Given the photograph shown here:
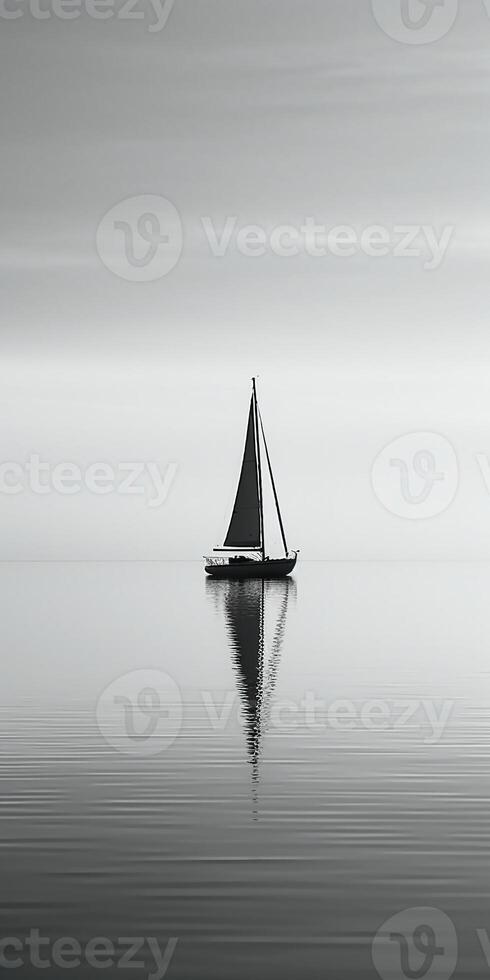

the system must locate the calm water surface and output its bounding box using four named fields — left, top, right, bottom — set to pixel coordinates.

left=1, top=561, right=490, bottom=978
